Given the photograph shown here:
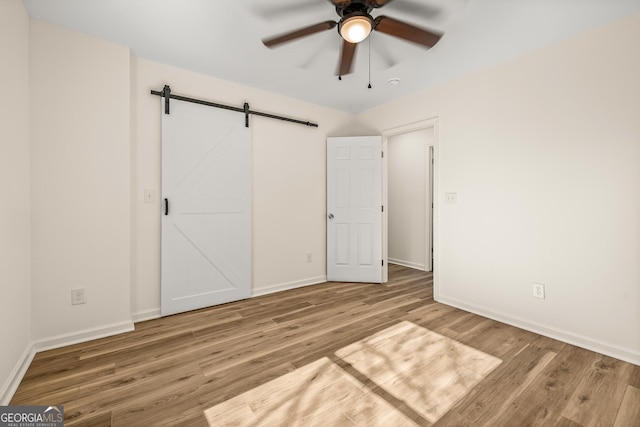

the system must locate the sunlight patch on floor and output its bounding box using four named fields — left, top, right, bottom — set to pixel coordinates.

left=204, top=321, right=501, bottom=426
left=204, top=356, right=418, bottom=426
left=336, top=320, right=502, bottom=423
